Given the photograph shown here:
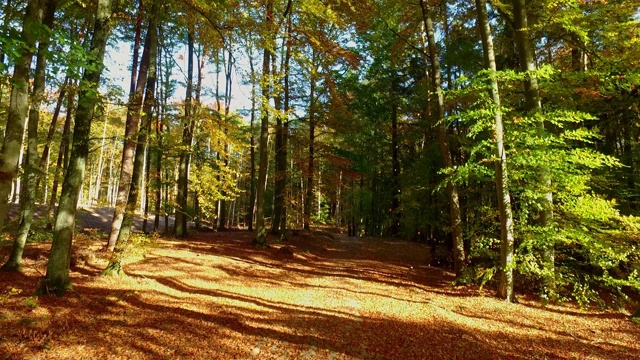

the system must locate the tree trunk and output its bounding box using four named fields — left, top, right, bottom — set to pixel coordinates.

left=174, top=29, right=194, bottom=238
left=512, top=0, right=555, bottom=297
left=304, top=56, right=316, bottom=231
left=0, top=0, right=44, bottom=232
left=420, top=0, right=466, bottom=277
left=42, top=0, right=116, bottom=296
left=106, top=0, right=148, bottom=251
left=47, top=83, right=75, bottom=228
left=255, top=0, right=274, bottom=247
left=36, top=76, right=68, bottom=202
left=218, top=49, right=233, bottom=231
left=280, top=14, right=292, bottom=233
left=104, top=2, right=158, bottom=276
left=390, top=100, right=400, bottom=236
left=248, top=48, right=257, bottom=232
left=476, top=0, right=516, bottom=302
left=92, top=103, right=109, bottom=204
left=271, top=51, right=284, bottom=234
left=2, top=0, right=54, bottom=271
